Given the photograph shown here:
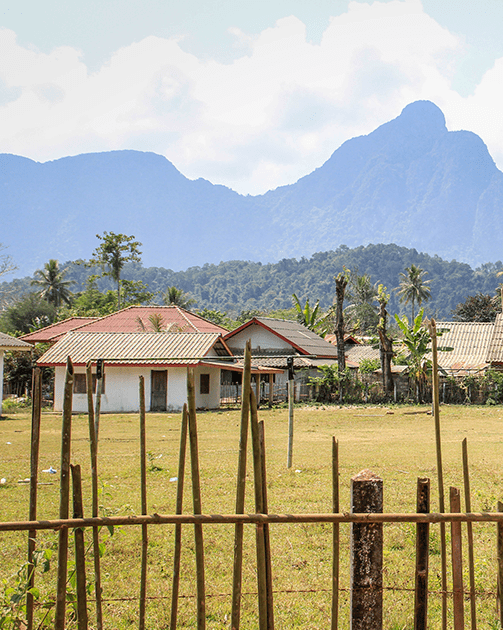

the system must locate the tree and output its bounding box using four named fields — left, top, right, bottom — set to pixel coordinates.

left=0, top=294, right=57, bottom=335
left=0, top=243, right=16, bottom=278
left=397, top=264, right=431, bottom=321
left=31, top=259, right=74, bottom=307
left=452, top=292, right=499, bottom=322
left=376, top=285, right=394, bottom=394
left=344, top=271, right=379, bottom=333
left=89, top=232, right=142, bottom=310
left=334, top=271, right=349, bottom=374
left=163, top=286, right=196, bottom=309
left=291, top=294, right=326, bottom=334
